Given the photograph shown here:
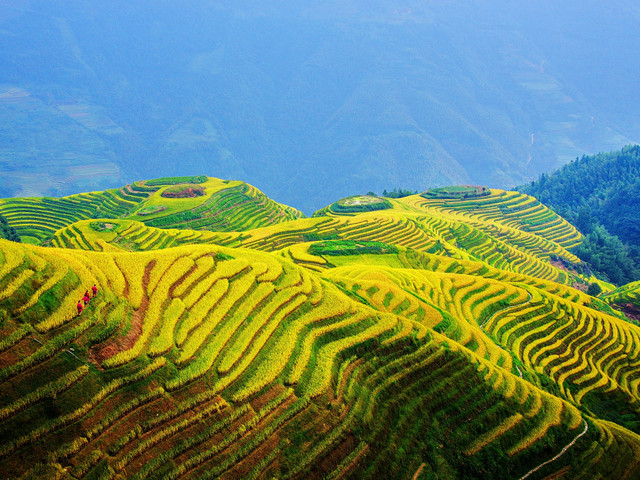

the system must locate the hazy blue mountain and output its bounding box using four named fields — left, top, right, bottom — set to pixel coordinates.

left=1, top=0, right=639, bottom=212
